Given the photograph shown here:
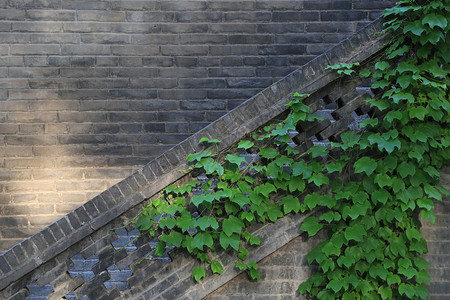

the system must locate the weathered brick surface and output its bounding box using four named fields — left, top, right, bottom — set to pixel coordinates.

left=0, top=0, right=398, bottom=252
